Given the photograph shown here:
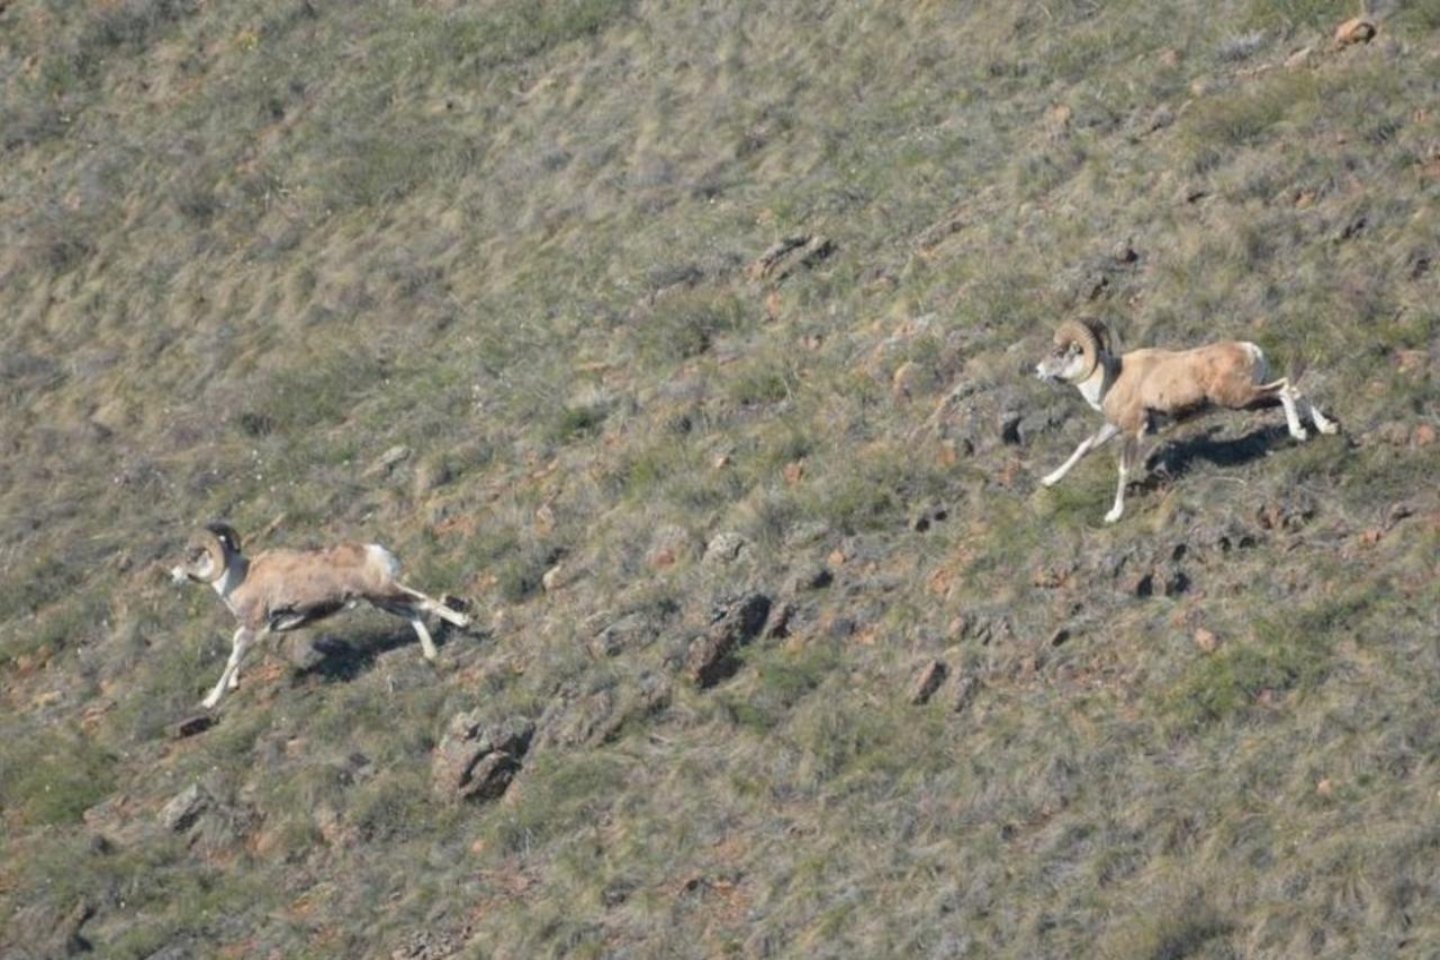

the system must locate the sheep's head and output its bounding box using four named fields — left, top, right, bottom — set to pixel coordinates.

left=1036, top=319, right=1110, bottom=384
left=171, top=523, right=241, bottom=584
